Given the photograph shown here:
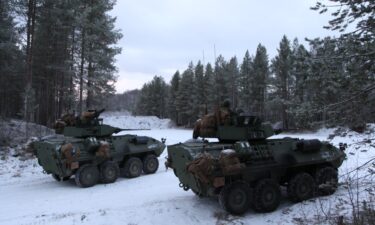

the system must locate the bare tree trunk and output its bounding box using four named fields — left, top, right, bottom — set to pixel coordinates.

left=86, top=54, right=92, bottom=109
left=79, top=29, right=85, bottom=114
left=25, top=0, right=36, bottom=122
left=282, top=75, right=289, bottom=129
left=69, top=27, right=76, bottom=111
